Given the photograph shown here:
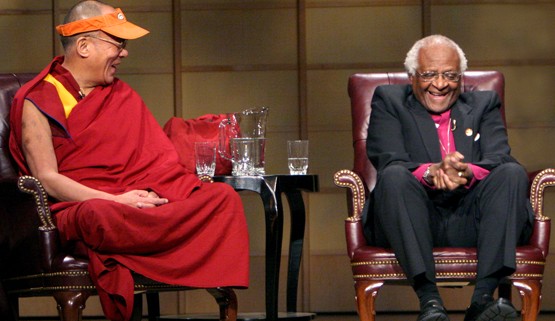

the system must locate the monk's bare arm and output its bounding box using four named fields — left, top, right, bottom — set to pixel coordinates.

left=20, top=100, right=167, bottom=207
left=21, top=99, right=116, bottom=202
